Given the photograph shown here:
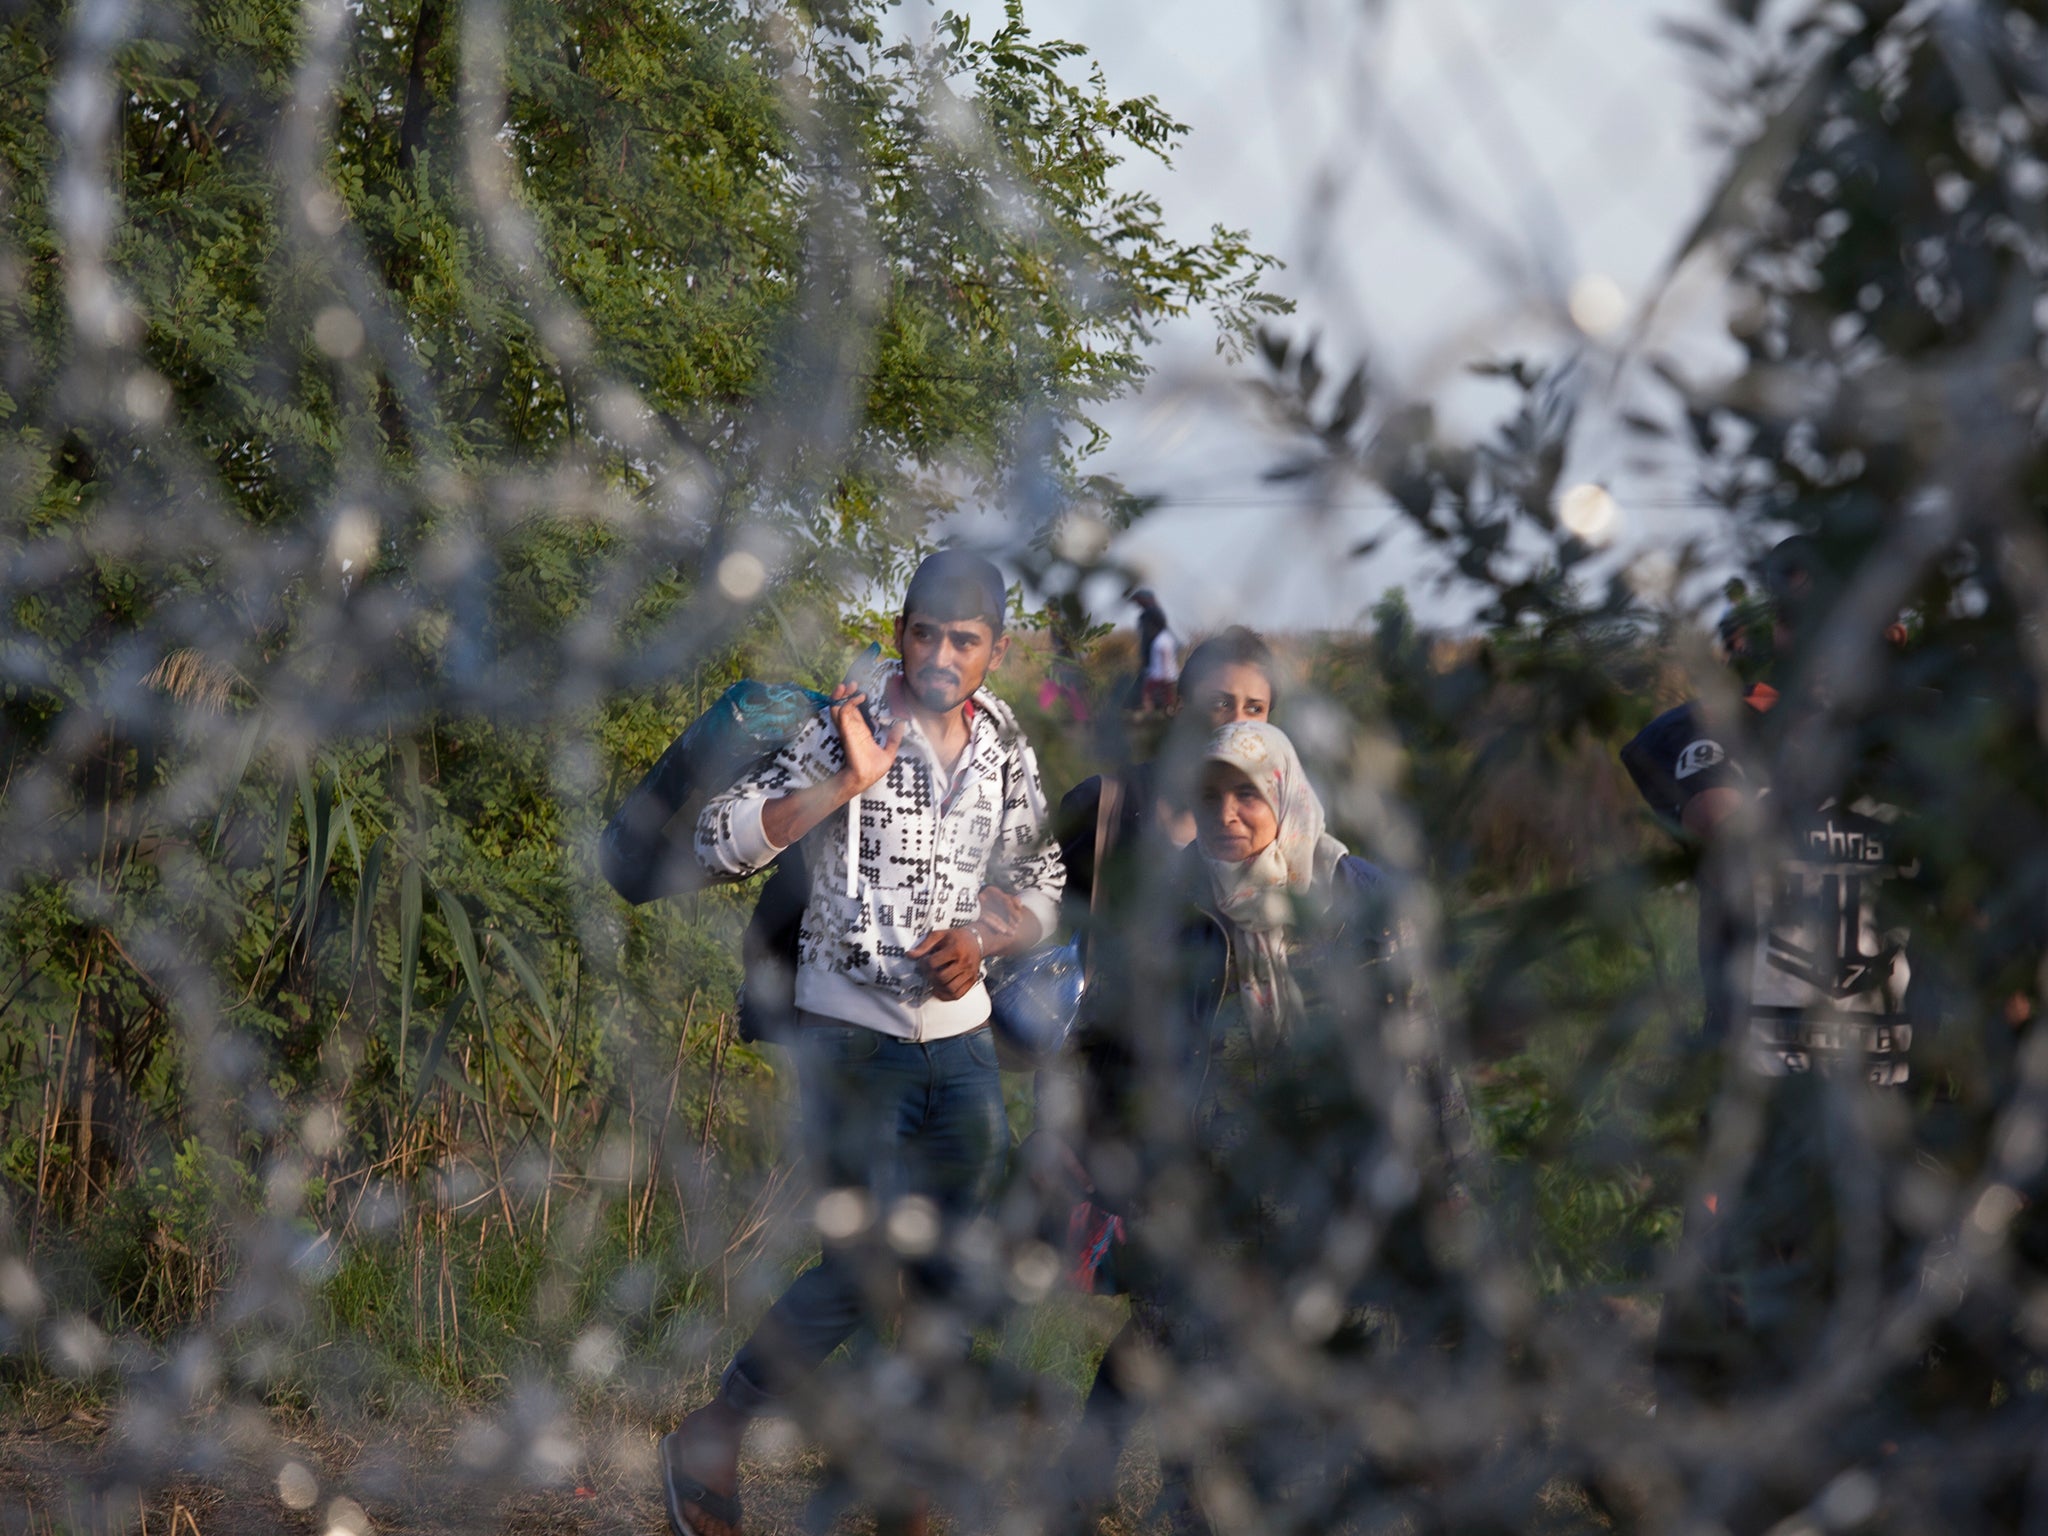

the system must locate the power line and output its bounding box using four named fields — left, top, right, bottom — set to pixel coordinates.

left=1115, top=493, right=1738, bottom=510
